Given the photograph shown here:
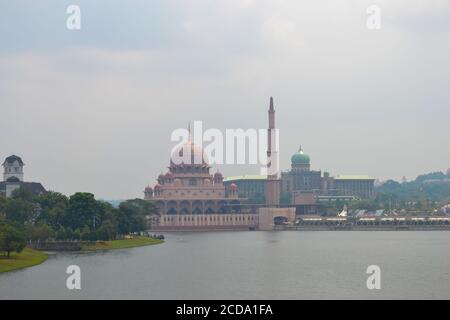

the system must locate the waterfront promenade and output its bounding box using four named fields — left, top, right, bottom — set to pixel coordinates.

left=279, top=216, right=450, bottom=231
